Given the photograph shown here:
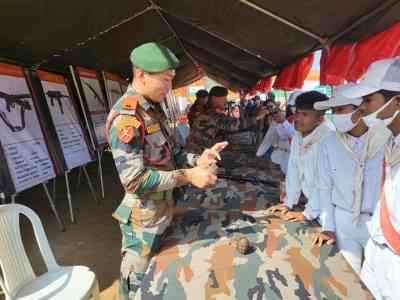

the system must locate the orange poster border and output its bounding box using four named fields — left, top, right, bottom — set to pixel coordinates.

left=76, top=67, right=98, bottom=79
left=0, top=63, right=25, bottom=78
left=37, top=70, right=66, bottom=85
